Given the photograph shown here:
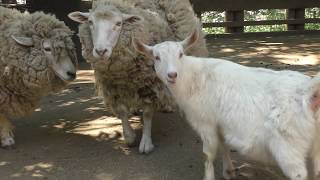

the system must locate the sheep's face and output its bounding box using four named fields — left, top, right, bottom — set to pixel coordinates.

left=133, top=29, right=199, bottom=85
left=68, top=9, right=143, bottom=61
left=11, top=35, right=77, bottom=83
